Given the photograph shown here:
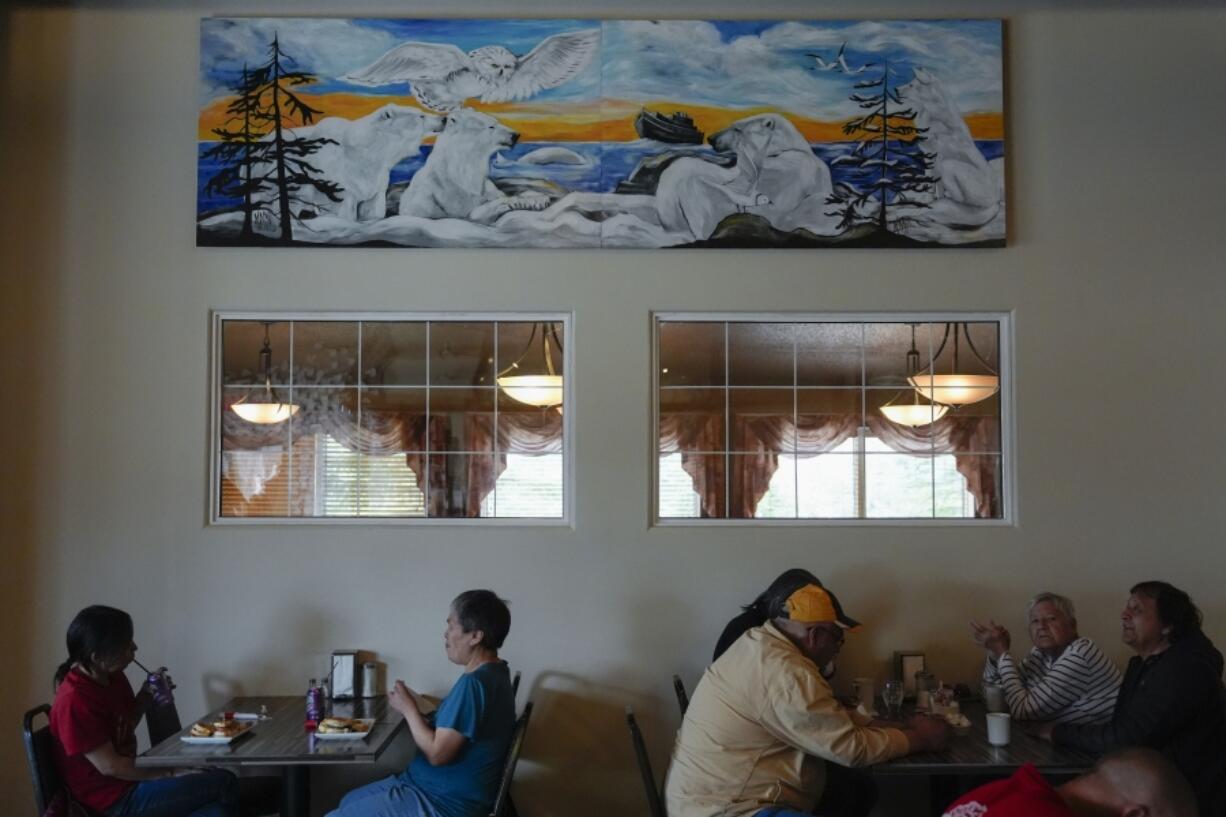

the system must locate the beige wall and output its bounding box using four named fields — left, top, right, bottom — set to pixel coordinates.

left=3, top=3, right=1224, bottom=816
